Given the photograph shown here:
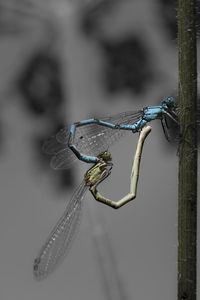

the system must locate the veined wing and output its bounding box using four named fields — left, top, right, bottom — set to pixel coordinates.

left=42, top=129, right=70, bottom=155
left=33, top=180, right=88, bottom=280
left=44, top=110, right=141, bottom=169
left=73, top=110, right=141, bottom=157
left=42, top=128, right=78, bottom=169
